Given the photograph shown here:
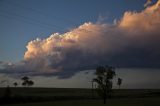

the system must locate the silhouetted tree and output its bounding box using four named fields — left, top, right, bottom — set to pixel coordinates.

left=21, top=76, right=28, bottom=87
left=91, top=80, right=94, bottom=99
left=22, top=82, right=27, bottom=87
left=13, top=82, right=18, bottom=87
left=93, top=66, right=116, bottom=104
left=27, top=80, right=34, bottom=87
left=117, top=78, right=122, bottom=89
left=21, top=76, right=29, bottom=82
left=21, top=76, right=34, bottom=87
